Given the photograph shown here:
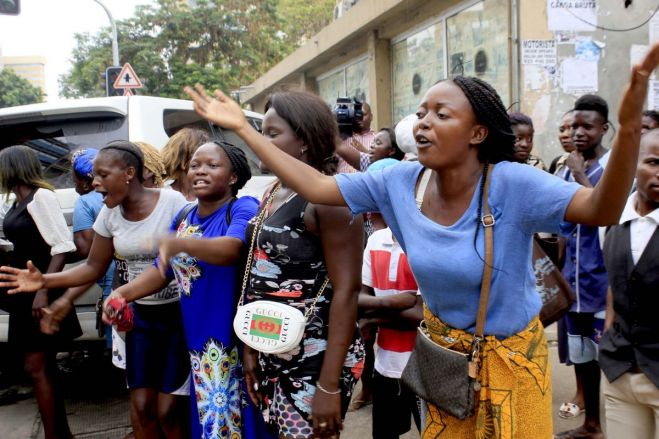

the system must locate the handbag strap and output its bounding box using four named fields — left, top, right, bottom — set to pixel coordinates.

left=415, top=164, right=495, bottom=367
left=474, top=164, right=494, bottom=340
left=238, top=183, right=281, bottom=307
left=238, top=182, right=329, bottom=317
